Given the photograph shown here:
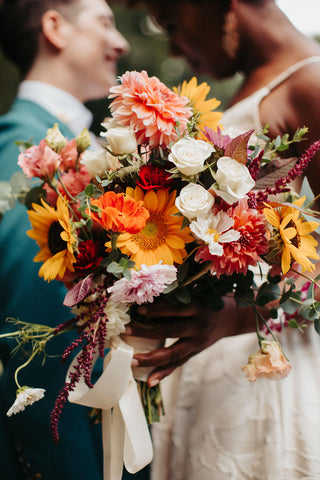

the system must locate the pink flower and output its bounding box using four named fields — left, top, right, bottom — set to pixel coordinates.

left=59, top=139, right=79, bottom=171
left=108, top=70, right=192, bottom=148
left=42, top=183, right=59, bottom=206
left=196, top=199, right=269, bottom=277
left=107, top=263, right=177, bottom=305
left=242, top=340, right=292, bottom=381
left=58, top=166, right=91, bottom=199
left=18, top=140, right=61, bottom=179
